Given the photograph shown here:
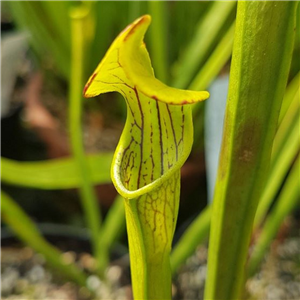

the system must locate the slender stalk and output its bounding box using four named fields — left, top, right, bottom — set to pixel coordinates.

left=204, top=2, right=297, bottom=299
left=96, top=195, right=126, bottom=272
left=148, top=0, right=168, bottom=82
left=69, top=7, right=101, bottom=259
